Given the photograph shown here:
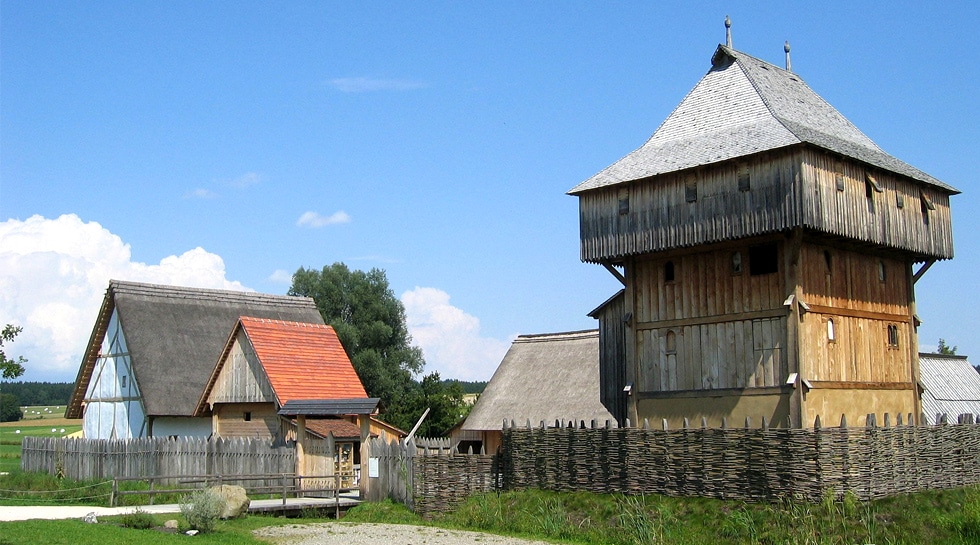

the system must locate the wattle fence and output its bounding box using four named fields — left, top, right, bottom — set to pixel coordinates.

left=367, top=414, right=980, bottom=517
